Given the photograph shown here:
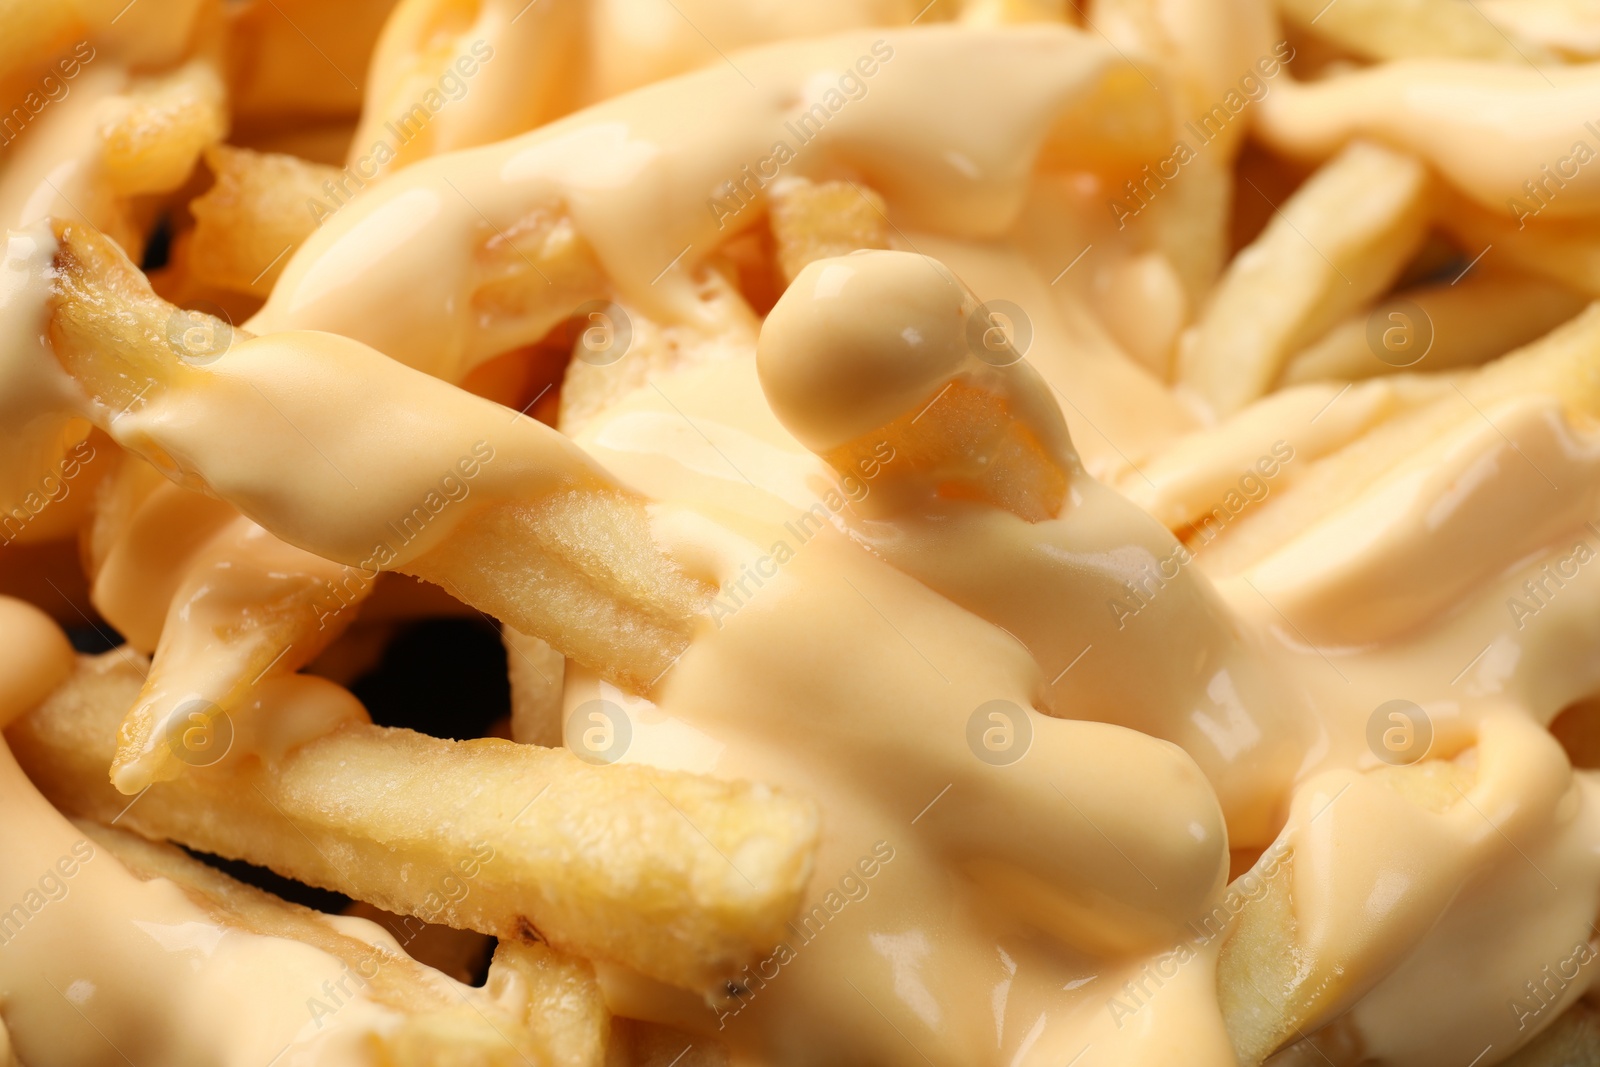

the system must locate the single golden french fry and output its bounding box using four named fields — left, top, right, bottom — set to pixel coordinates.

left=1145, top=148, right=1233, bottom=313
left=1273, top=0, right=1559, bottom=64
left=767, top=177, right=891, bottom=285
left=1218, top=761, right=1476, bottom=1064
left=504, top=625, right=565, bottom=747
left=110, top=513, right=372, bottom=794
left=1279, top=270, right=1587, bottom=386
left=350, top=0, right=583, bottom=173
left=1178, top=140, right=1431, bottom=416
left=48, top=218, right=217, bottom=416
left=78, top=817, right=553, bottom=1063
left=488, top=940, right=610, bottom=1067
left=1215, top=843, right=1299, bottom=1065
left=10, top=654, right=819, bottom=993
left=99, top=57, right=229, bottom=198
left=189, top=144, right=342, bottom=296
left=409, top=492, right=710, bottom=695
left=1121, top=374, right=1455, bottom=532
